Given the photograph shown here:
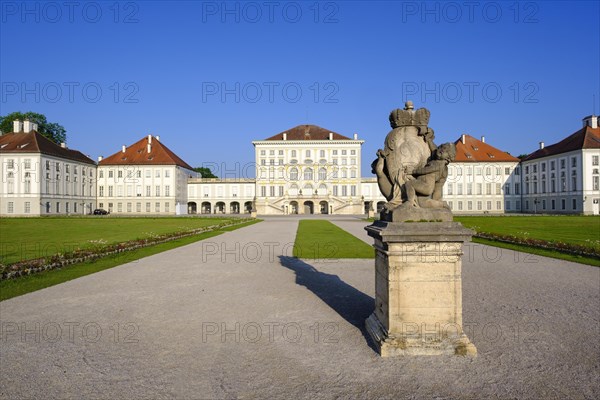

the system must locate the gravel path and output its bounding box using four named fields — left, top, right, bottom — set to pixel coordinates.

left=1, top=217, right=598, bottom=399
